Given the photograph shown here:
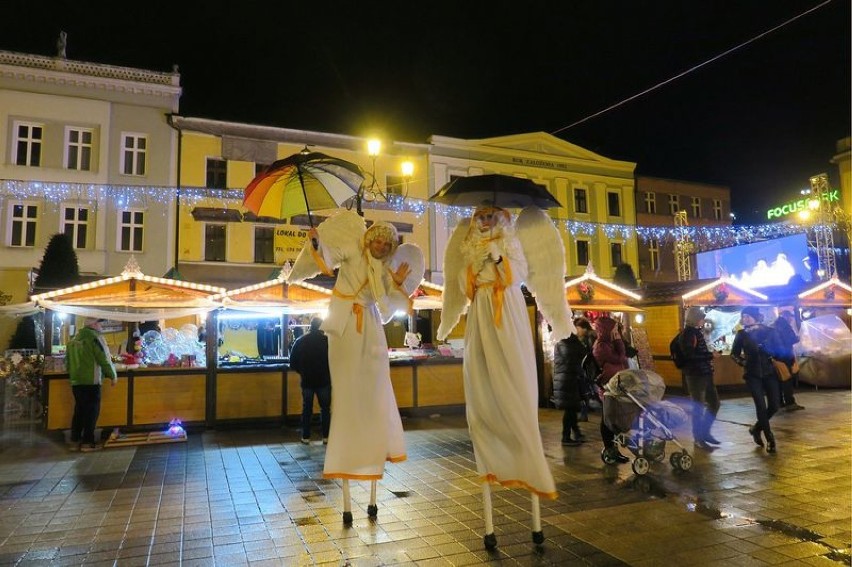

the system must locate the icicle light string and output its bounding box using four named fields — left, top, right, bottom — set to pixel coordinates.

left=1, top=180, right=825, bottom=253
